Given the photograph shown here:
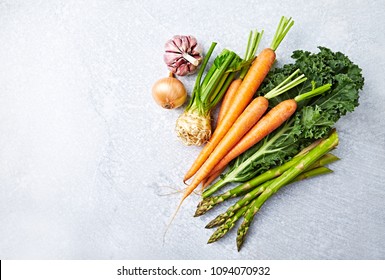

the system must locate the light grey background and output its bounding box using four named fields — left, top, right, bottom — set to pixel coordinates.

left=0, top=0, right=384, bottom=259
